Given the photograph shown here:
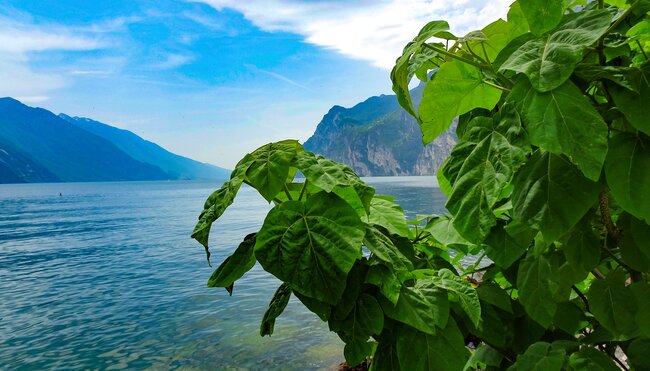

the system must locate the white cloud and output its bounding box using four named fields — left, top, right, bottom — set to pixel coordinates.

left=195, top=0, right=513, bottom=69
left=150, top=53, right=195, bottom=70
left=0, top=16, right=106, bottom=101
